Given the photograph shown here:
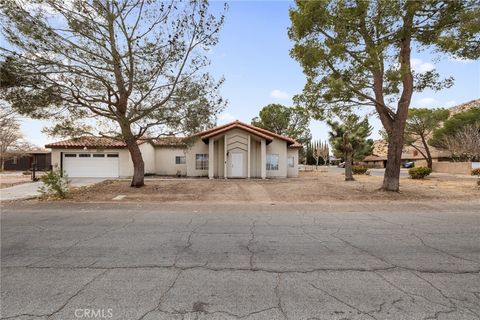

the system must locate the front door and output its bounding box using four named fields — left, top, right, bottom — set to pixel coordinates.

left=231, top=153, right=244, bottom=177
